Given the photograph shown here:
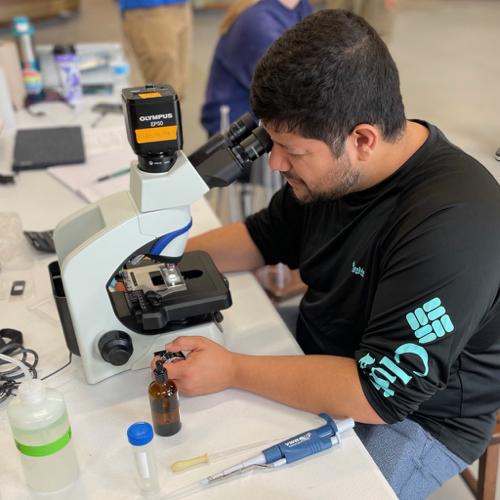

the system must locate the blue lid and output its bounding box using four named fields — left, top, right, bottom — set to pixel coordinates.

left=12, top=17, right=34, bottom=36
left=127, top=422, right=154, bottom=446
